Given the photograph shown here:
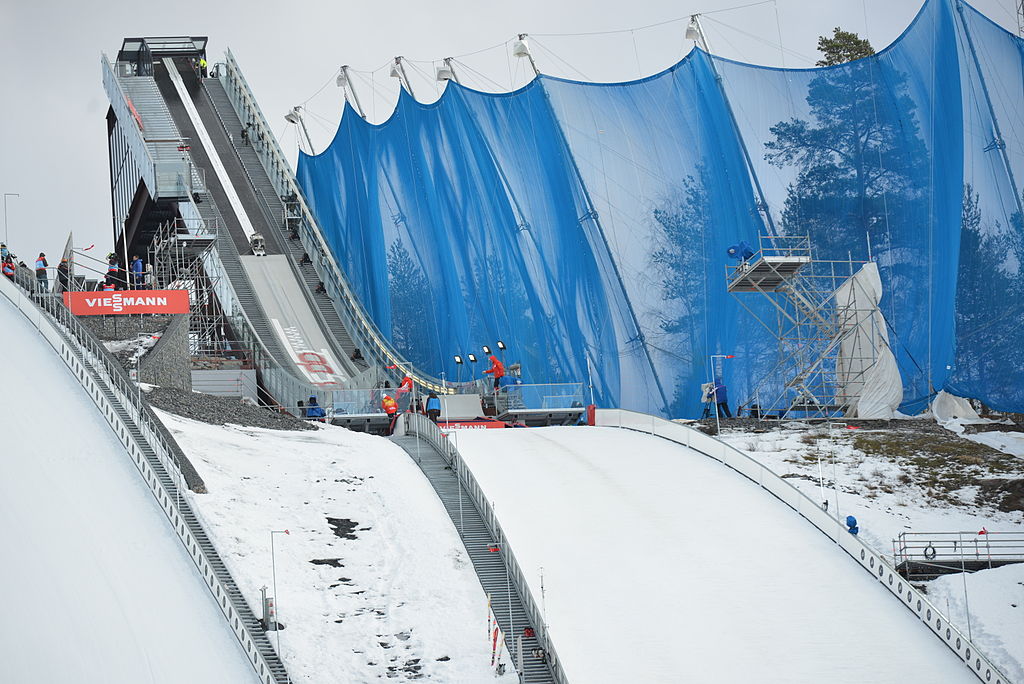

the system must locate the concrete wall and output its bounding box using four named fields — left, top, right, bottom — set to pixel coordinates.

left=139, top=313, right=191, bottom=391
